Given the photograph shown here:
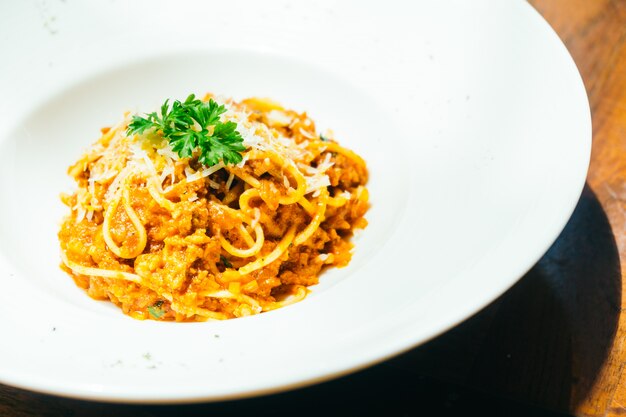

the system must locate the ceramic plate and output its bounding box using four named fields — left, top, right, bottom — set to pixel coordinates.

left=0, top=0, right=590, bottom=402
